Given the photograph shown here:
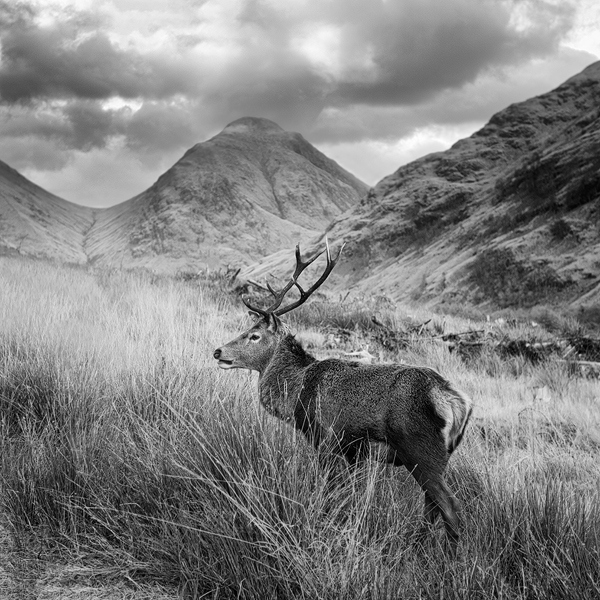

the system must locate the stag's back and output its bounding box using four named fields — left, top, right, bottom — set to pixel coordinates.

left=298, top=359, right=472, bottom=455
